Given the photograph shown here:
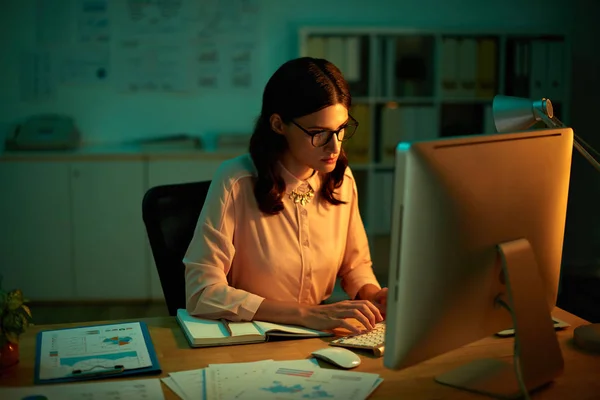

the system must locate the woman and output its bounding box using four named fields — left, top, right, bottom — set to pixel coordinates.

left=184, top=57, right=387, bottom=334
